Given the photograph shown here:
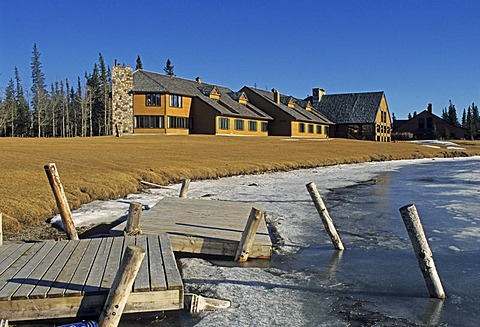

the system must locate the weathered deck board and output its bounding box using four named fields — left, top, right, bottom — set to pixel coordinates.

left=112, top=197, right=272, bottom=258
left=0, top=235, right=183, bottom=322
